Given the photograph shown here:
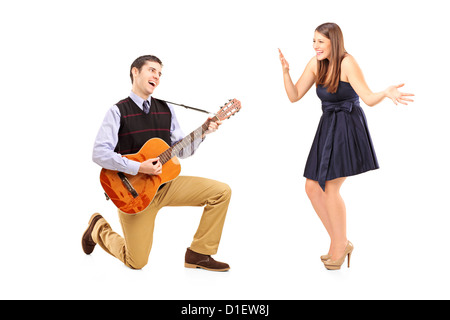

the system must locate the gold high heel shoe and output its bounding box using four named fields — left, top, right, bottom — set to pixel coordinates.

left=323, top=241, right=354, bottom=270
